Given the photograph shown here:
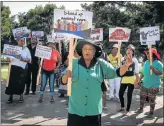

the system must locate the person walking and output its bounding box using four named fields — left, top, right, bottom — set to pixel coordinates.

left=117, top=44, right=140, bottom=116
